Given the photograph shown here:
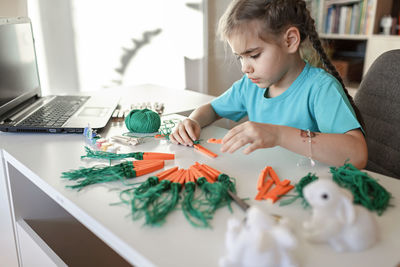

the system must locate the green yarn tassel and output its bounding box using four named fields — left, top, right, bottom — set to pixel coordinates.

left=181, top=182, right=212, bottom=228
left=145, top=182, right=182, bottom=226
left=217, top=173, right=237, bottom=212
left=128, top=179, right=182, bottom=226
left=81, top=146, right=144, bottom=160
left=125, top=109, right=161, bottom=133
left=279, top=173, right=319, bottom=207
left=61, top=161, right=136, bottom=190
left=197, top=175, right=236, bottom=213
left=330, top=163, right=392, bottom=215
